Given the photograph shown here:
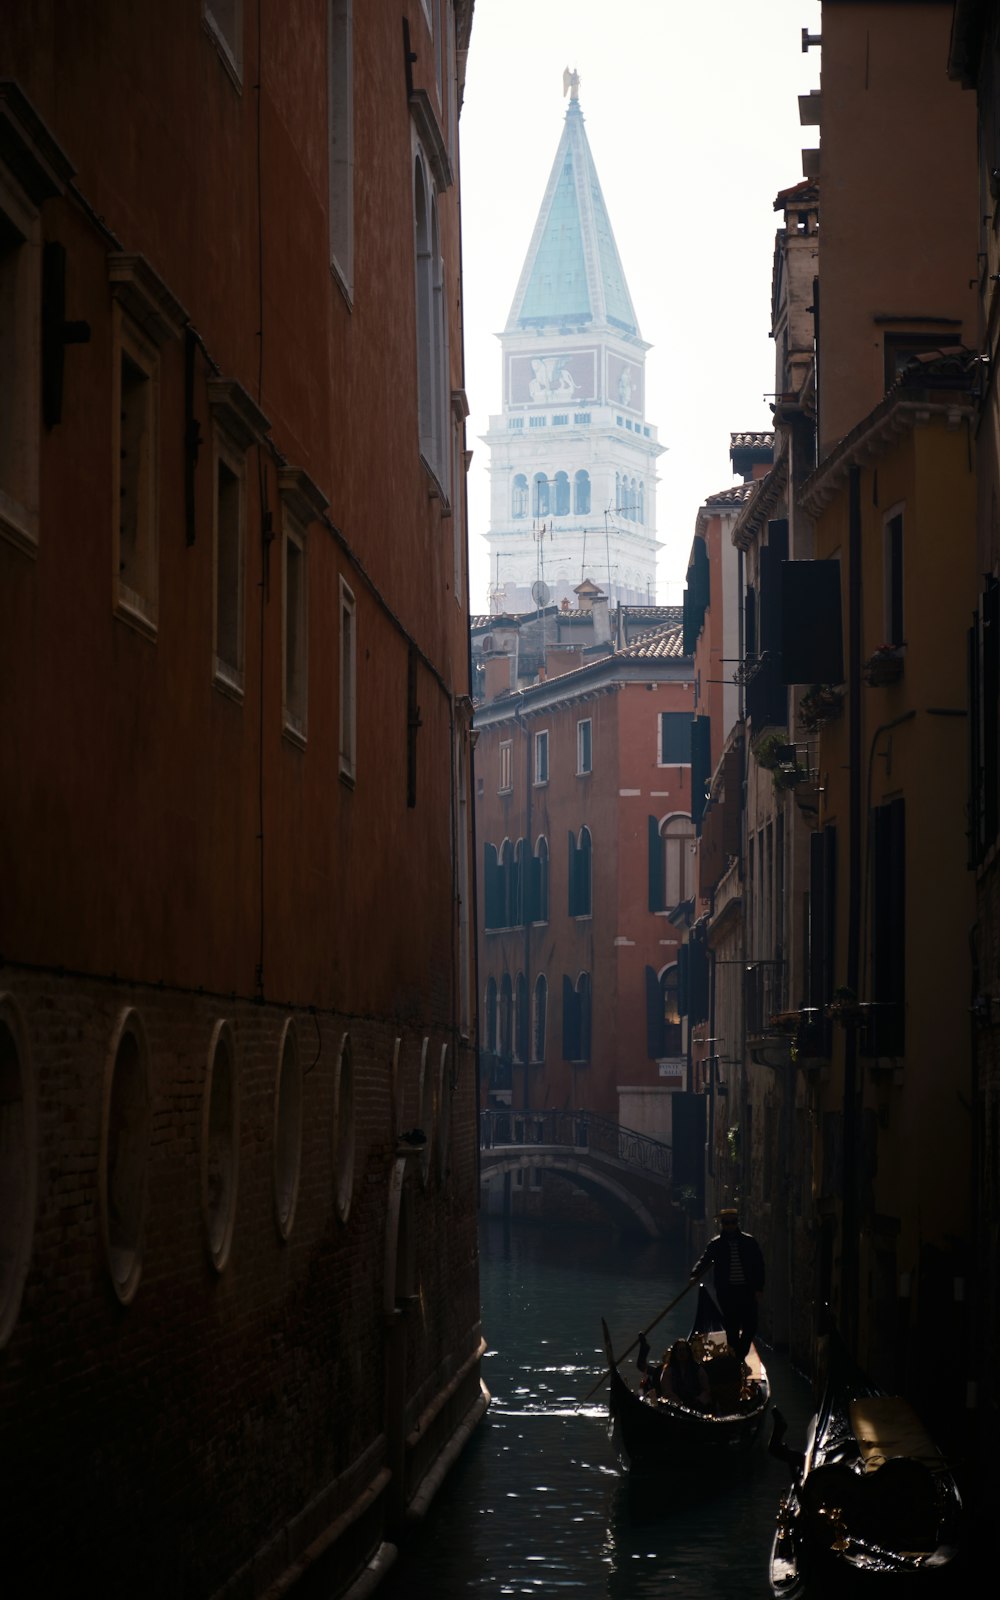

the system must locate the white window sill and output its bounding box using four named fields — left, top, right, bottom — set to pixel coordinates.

left=114, top=590, right=158, bottom=641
